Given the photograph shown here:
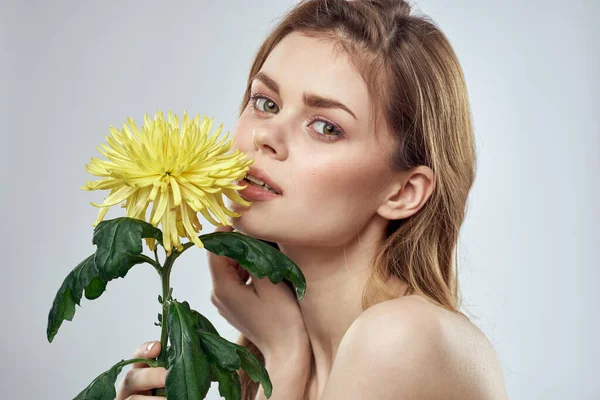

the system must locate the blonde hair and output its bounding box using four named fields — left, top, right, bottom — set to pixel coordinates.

left=234, top=0, right=477, bottom=397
